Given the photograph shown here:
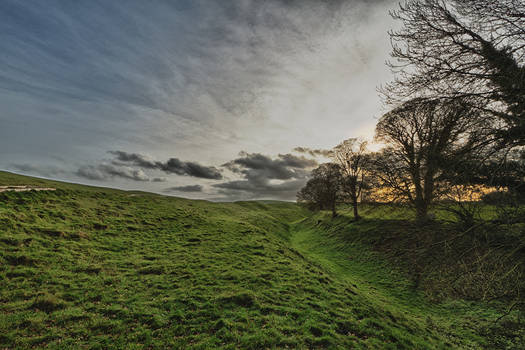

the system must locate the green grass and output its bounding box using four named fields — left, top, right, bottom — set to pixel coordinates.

left=0, top=171, right=522, bottom=348
left=290, top=212, right=524, bottom=349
